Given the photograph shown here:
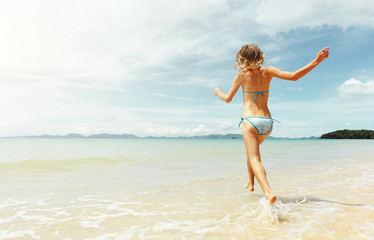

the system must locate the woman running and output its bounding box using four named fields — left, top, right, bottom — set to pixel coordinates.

left=214, top=44, right=329, bottom=204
